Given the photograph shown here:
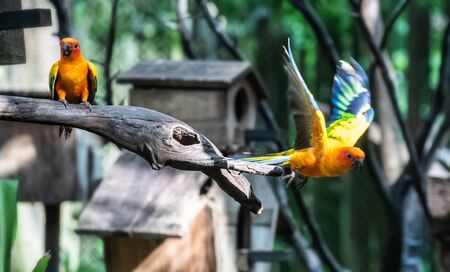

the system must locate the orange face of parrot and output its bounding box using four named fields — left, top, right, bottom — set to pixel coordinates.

left=60, top=37, right=82, bottom=58
left=335, top=147, right=365, bottom=172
